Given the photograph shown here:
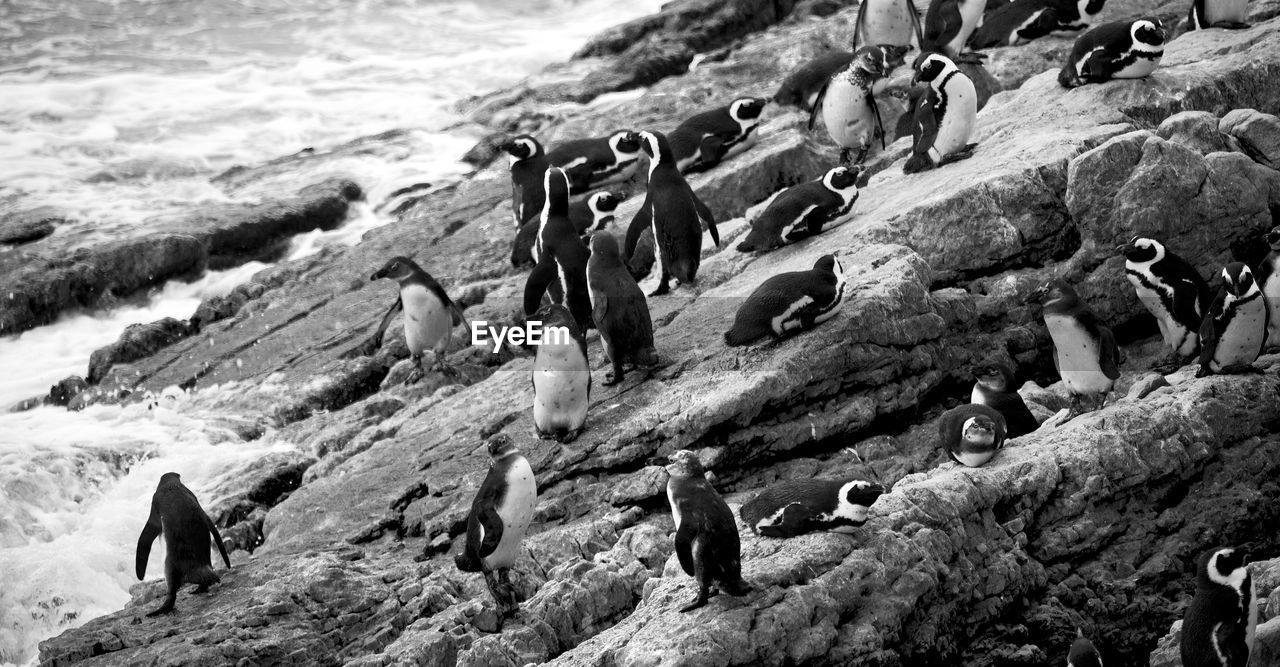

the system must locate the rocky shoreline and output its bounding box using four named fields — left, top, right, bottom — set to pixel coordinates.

left=17, top=0, right=1280, bottom=663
